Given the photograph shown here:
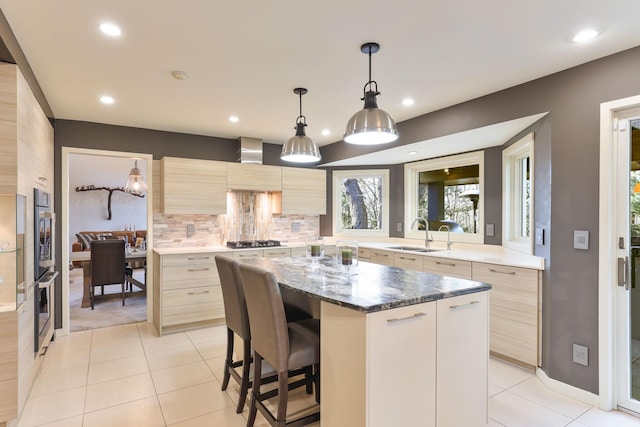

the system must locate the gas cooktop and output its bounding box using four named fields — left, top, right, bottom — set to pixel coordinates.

left=226, top=240, right=281, bottom=249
